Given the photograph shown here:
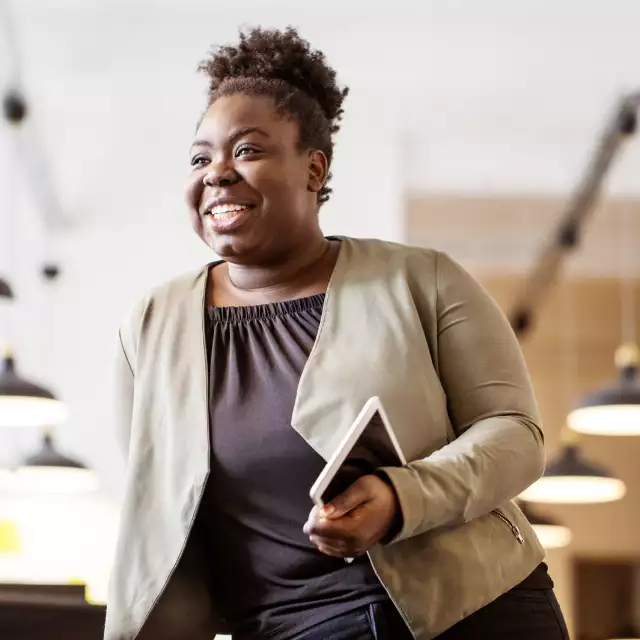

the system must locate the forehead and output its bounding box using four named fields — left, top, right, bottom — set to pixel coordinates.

left=195, top=93, right=298, bottom=143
